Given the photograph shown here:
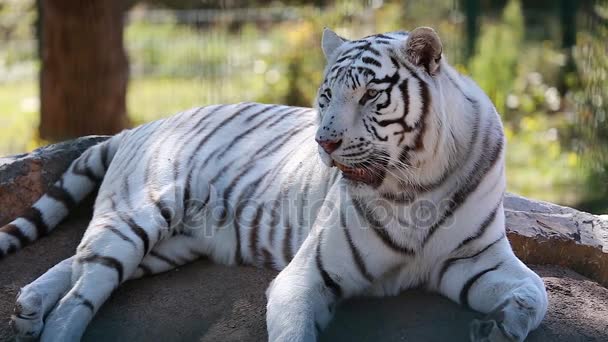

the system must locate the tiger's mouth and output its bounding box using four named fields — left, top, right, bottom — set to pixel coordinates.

left=332, top=161, right=384, bottom=186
